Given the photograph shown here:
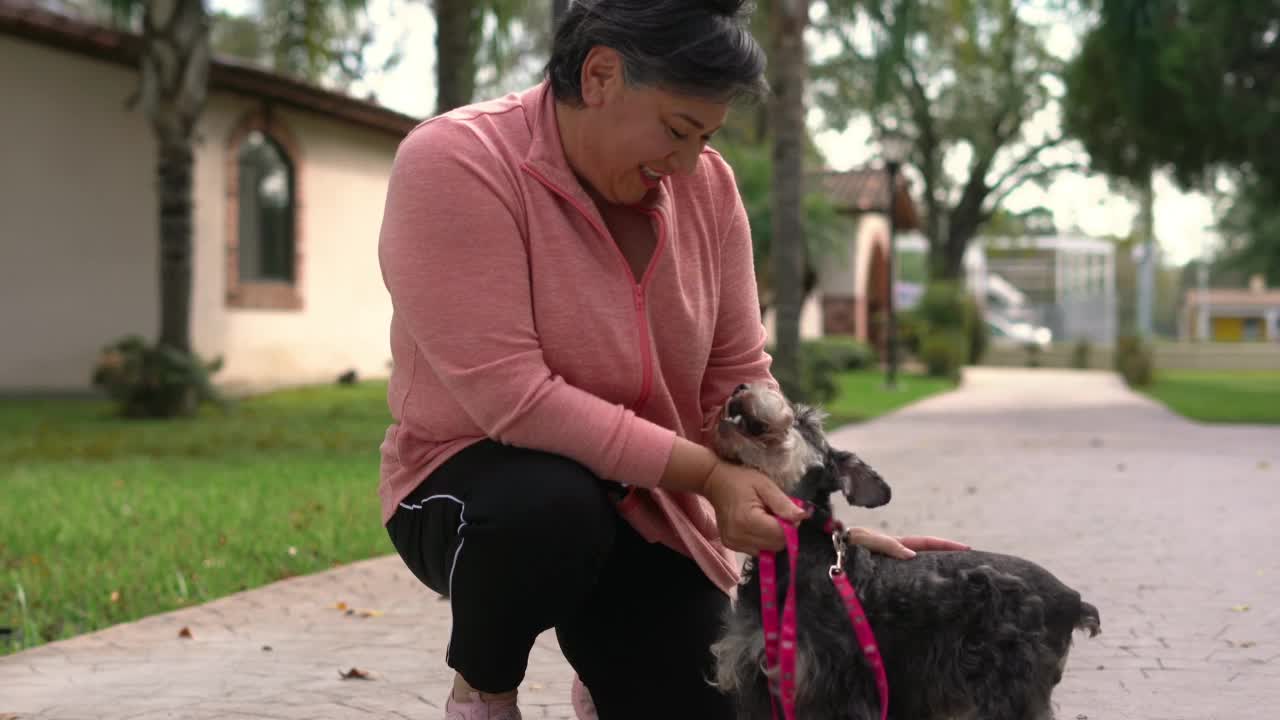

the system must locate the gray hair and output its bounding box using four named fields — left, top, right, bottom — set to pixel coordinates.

left=546, top=0, right=769, bottom=106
